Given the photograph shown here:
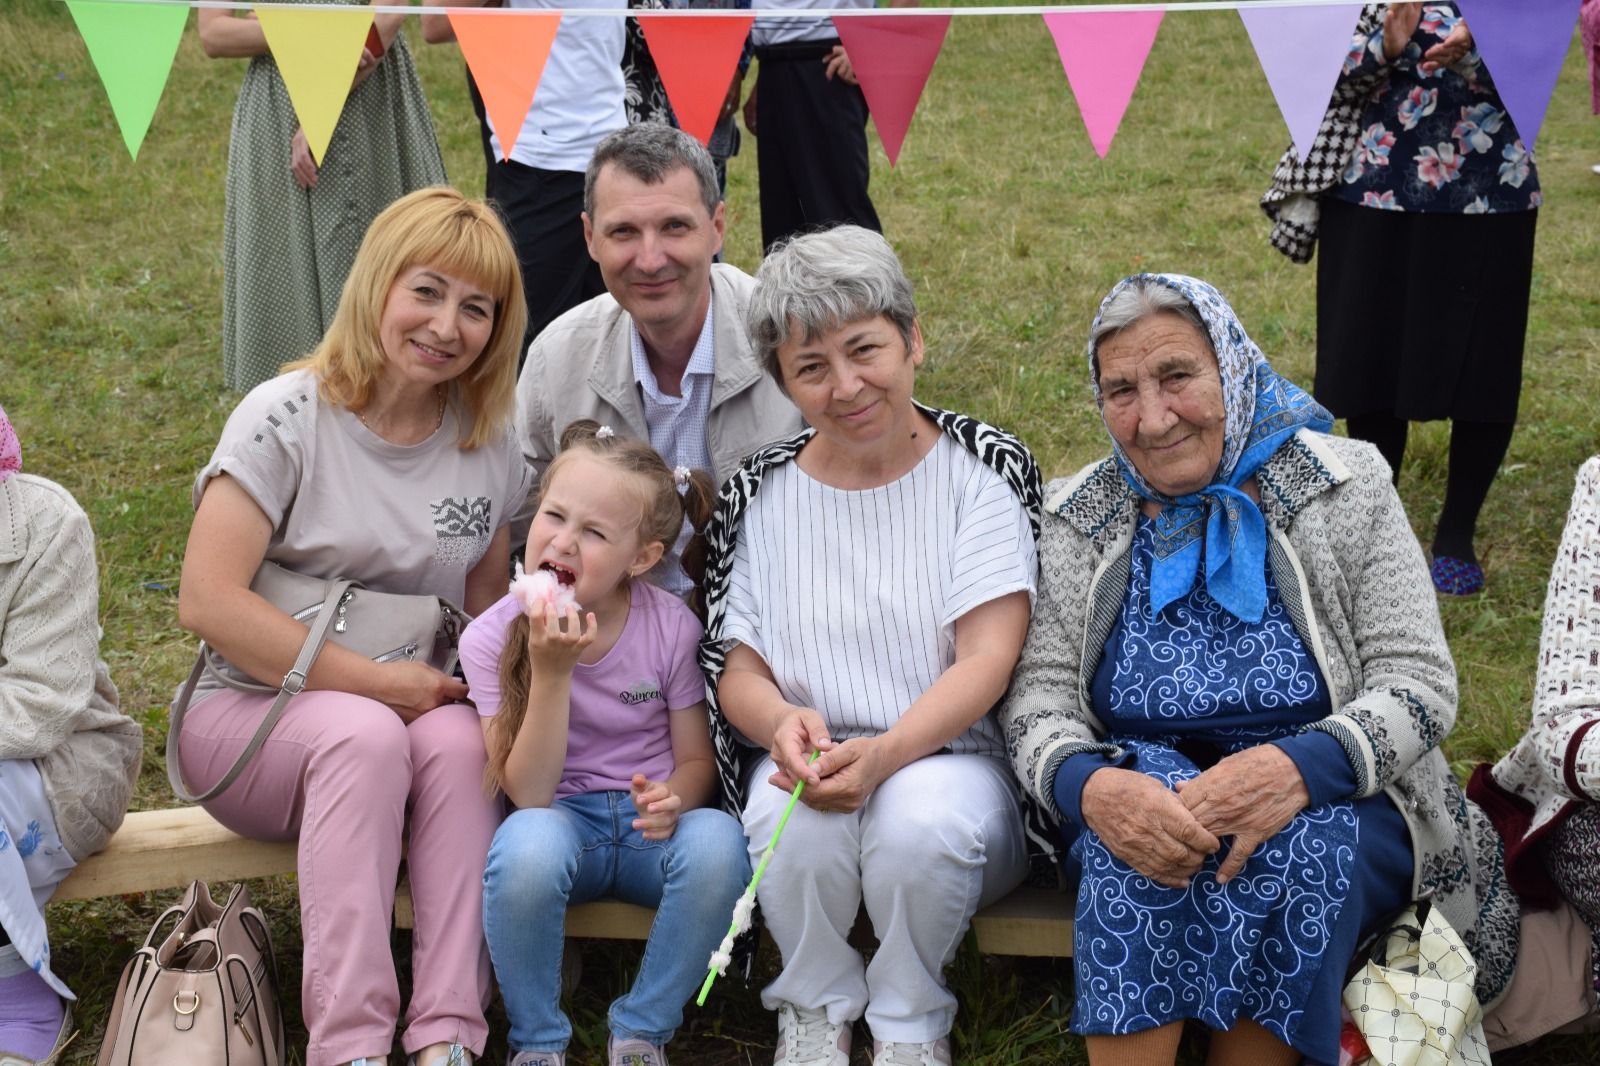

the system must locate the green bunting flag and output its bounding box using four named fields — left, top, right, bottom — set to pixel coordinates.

left=66, top=0, right=189, bottom=160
